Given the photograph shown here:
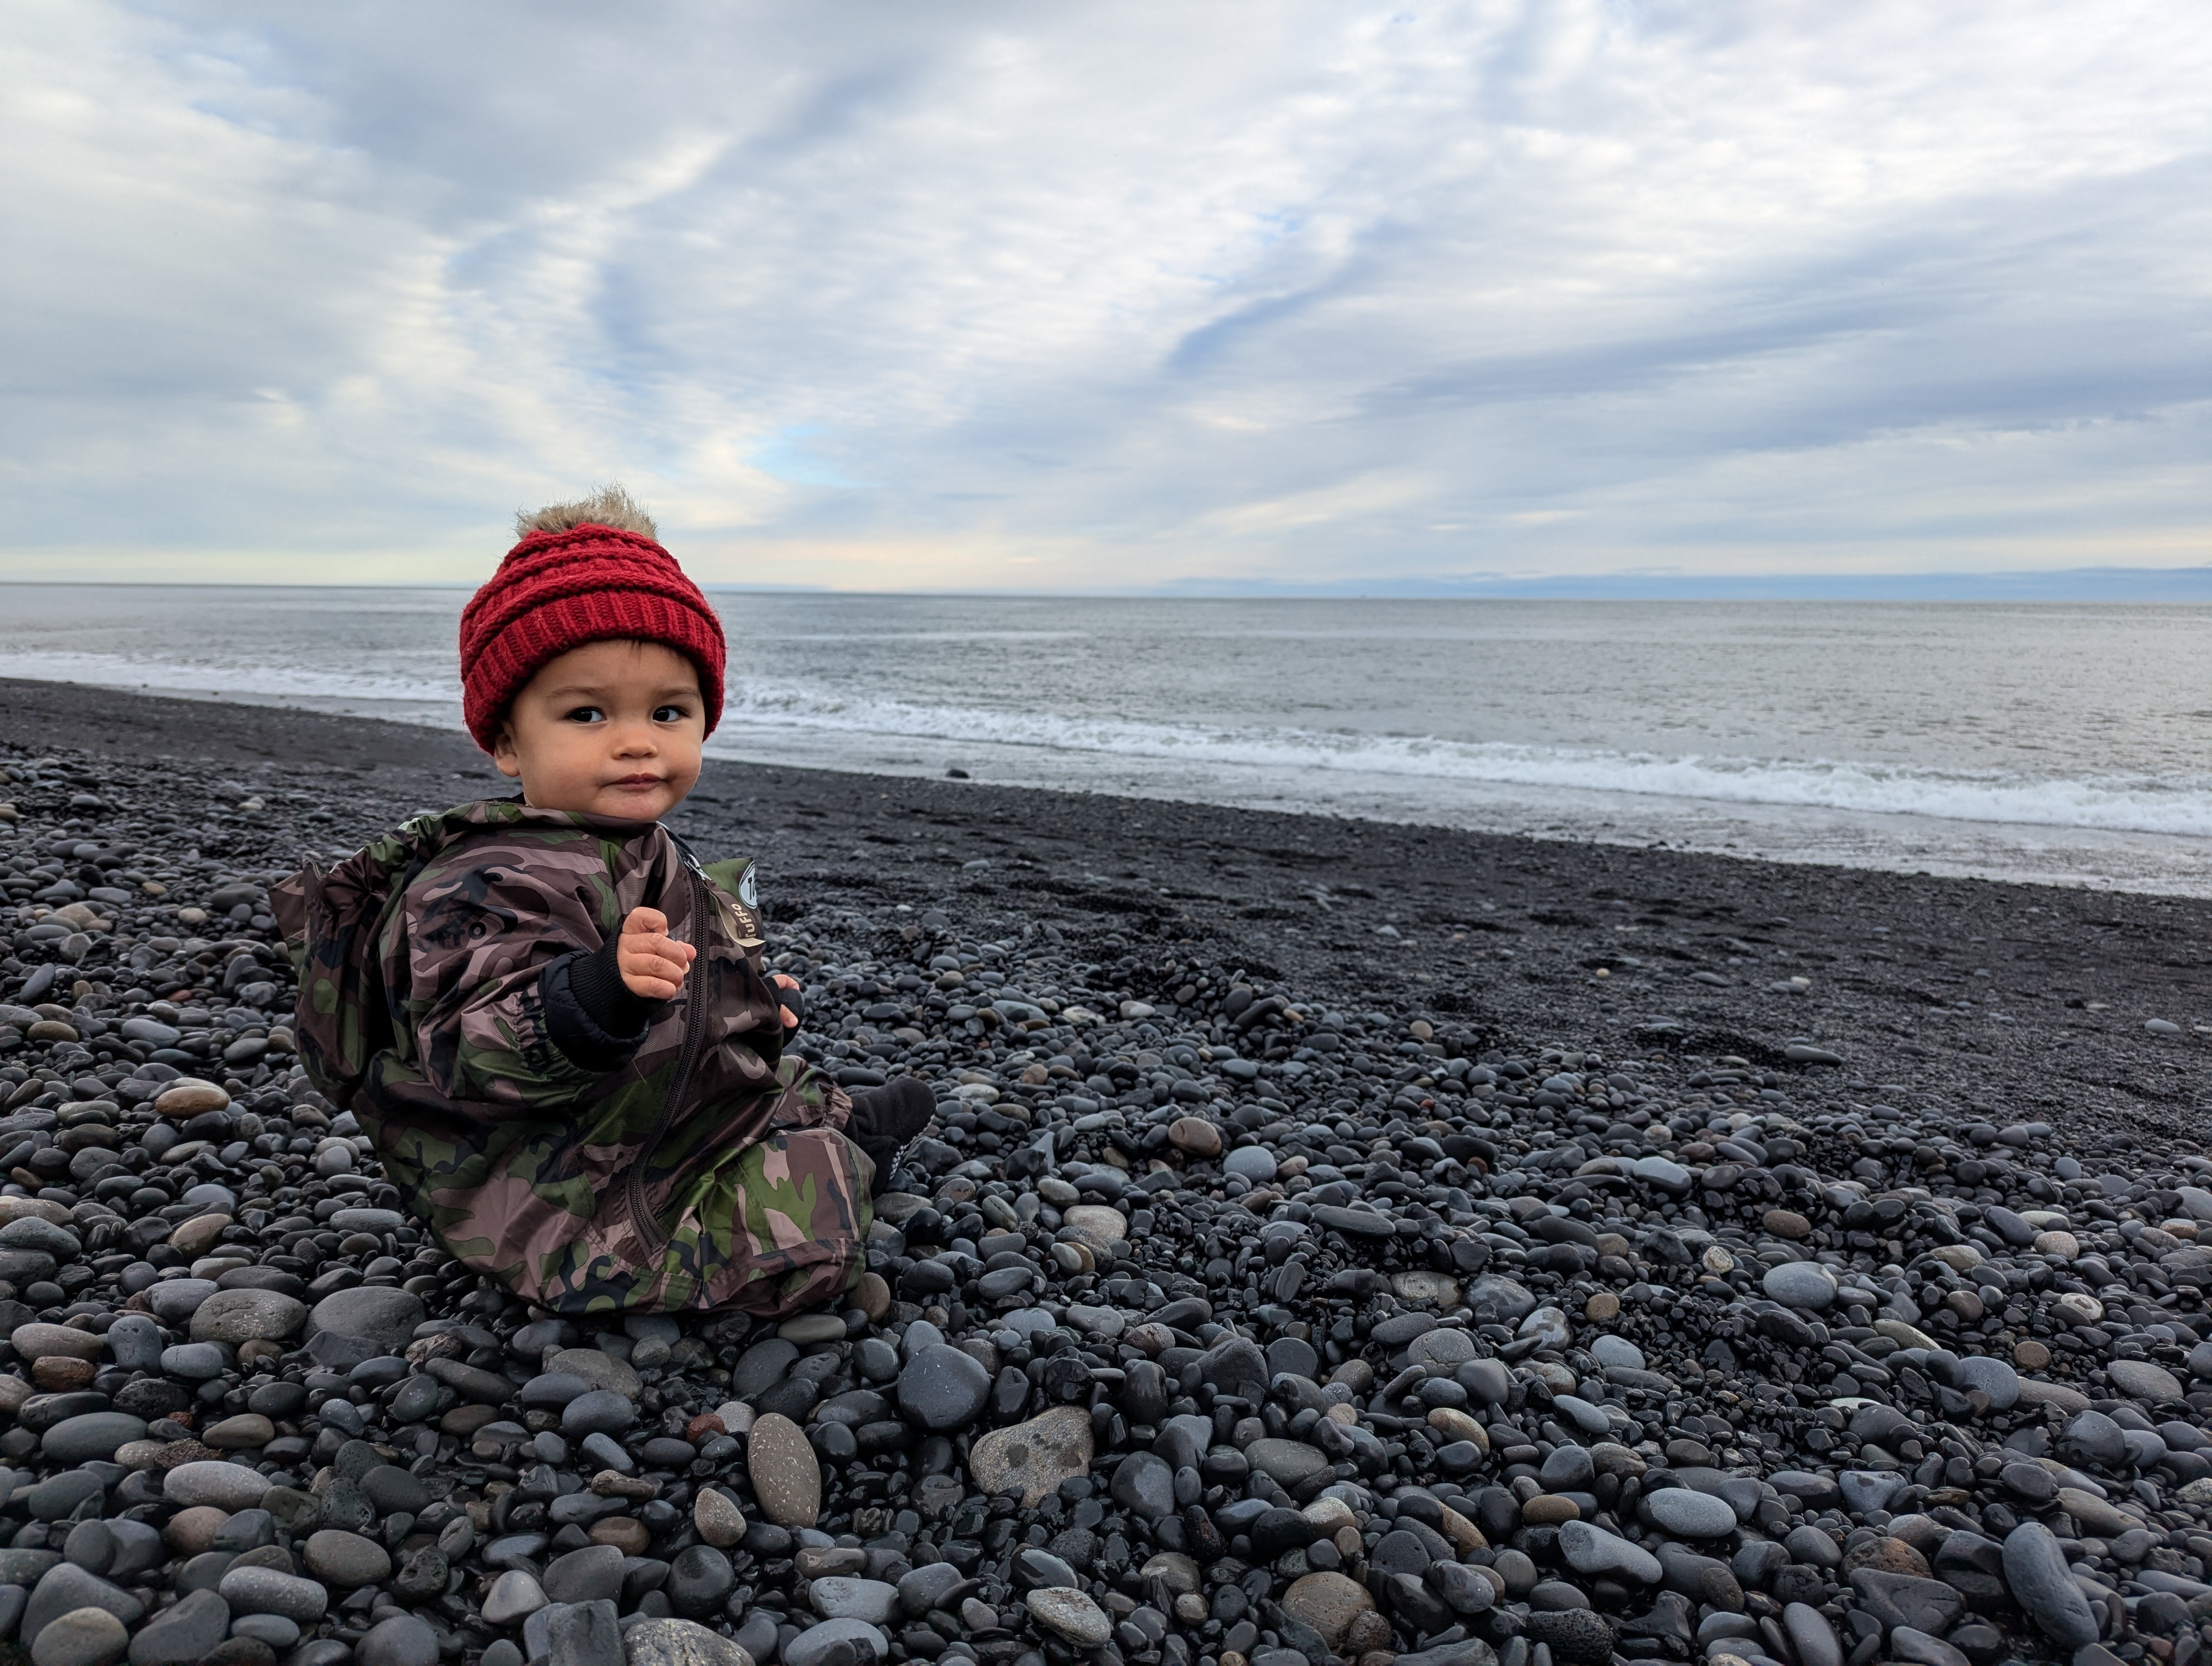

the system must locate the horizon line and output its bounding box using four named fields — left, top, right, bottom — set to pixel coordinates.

left=2, top=560, right=2212, bottom=601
